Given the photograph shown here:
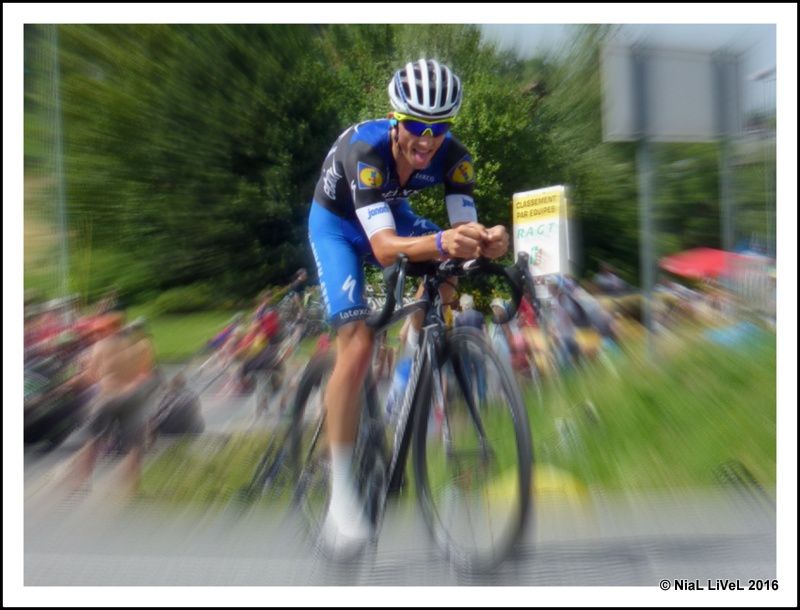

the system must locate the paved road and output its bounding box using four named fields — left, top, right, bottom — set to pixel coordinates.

left=22, top=362, right=779, bottom=593
left=24, top=480, right=776, bottom=588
